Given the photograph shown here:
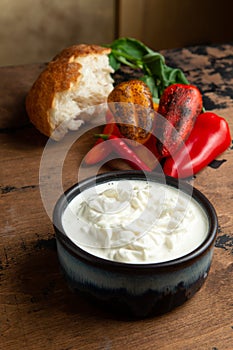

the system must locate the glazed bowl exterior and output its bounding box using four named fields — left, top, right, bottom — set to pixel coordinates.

left=53, top=171, right=218, bottom=318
